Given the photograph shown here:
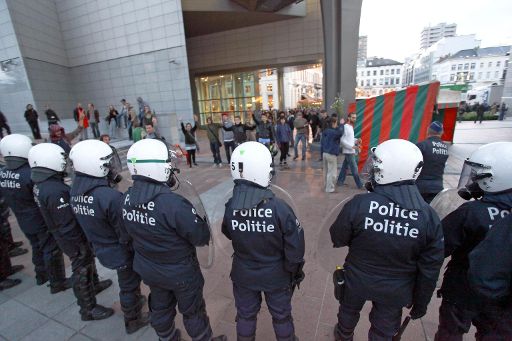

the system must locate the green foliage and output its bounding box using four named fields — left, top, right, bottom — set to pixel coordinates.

left=330, top=94, right=344, bottom=116
left=458, top=111, right=498, bottom=121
